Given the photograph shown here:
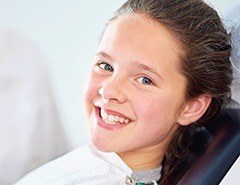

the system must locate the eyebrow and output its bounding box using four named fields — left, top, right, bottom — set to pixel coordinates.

left=95, top=51, right=163, bottom=80
left=95, top=51, right=113, bottom=61
left=131, top=61, right=164, bottom=80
